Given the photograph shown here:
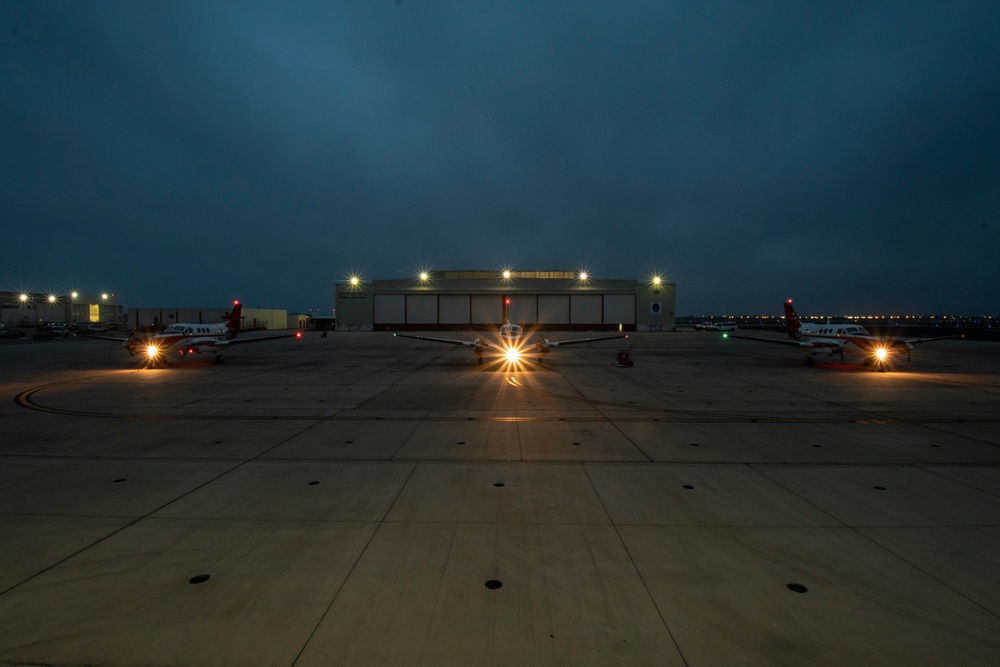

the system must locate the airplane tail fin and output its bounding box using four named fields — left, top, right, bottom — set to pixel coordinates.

left=226, top=302, right=242, bottom=339
left=783, top=299, right=801, bottom=340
